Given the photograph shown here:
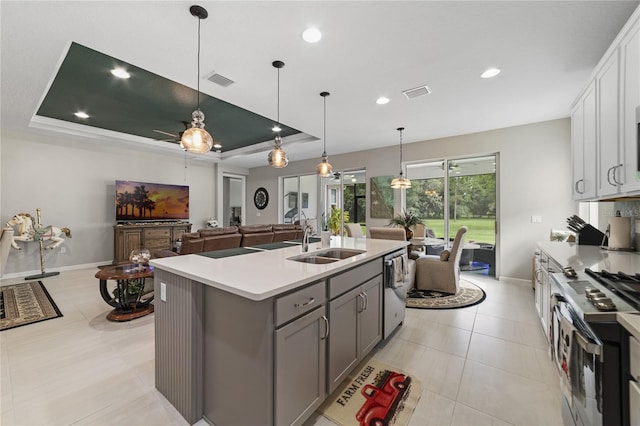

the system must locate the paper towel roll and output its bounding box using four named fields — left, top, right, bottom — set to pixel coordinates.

left=609, top=216, right=631, bottom=249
